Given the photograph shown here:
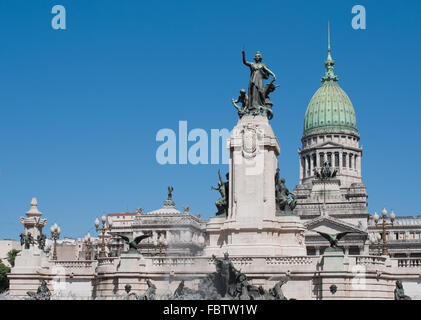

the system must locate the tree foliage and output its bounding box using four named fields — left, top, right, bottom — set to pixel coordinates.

left=7, top=249, right=20, bottom=268
left=0, top=260, right=11, bottom=293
